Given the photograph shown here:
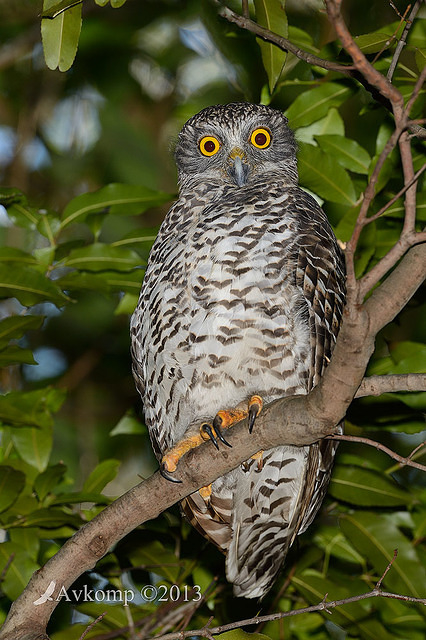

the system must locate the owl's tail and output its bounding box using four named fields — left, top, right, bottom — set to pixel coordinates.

left=226, top=441, right=335, bottom=599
